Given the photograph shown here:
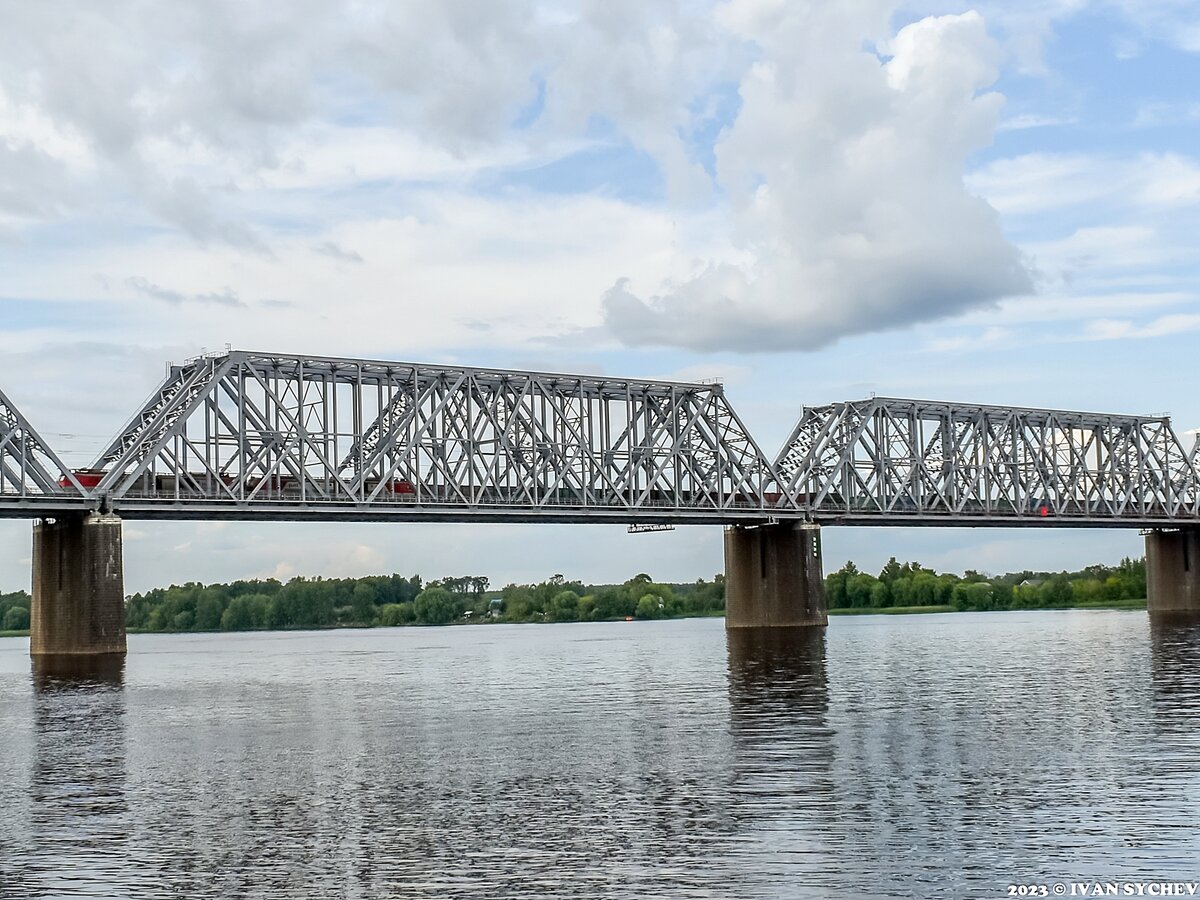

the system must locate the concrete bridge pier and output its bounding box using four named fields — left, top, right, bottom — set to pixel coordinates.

left=30, top=513, right=126, bottom=657
left=724, top=522, right=827, bottom=628
left=1146, top=528, right=1200, bottom=621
